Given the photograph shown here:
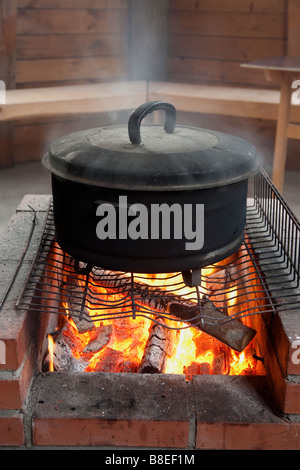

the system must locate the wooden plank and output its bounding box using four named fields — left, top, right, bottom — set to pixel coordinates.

left=5, top=82, right=146, bottom=107
left=167, top=58, right=276, bottom=88
left=16, top=56, right=128, bottom=85
left=0, top=81, right=147, bottom=121
left=16, top=33, right=128, bottom=59
left=15, top=79, right=114, bottom=89
left=168, top=11, right=286, bottom=39
left=287, top=0, right=300, bottom=57
left=5, top=79, right=300, bottom=127
left=169, top=35, right=286, bottom=62
left=167, top=58, right=223, bottom=84
left=0, top=0, right=17, bottom=168
left=223, top=60, right=281, bottom=87
left=18, top=0, right=128, bottom=9
left=170, top=0, right=286, bottom=13
left=148, top=81, right=282, bottom=120
left=17, top=8, right=128, bottom=35
left=241, top=56, right=300, bottom=72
